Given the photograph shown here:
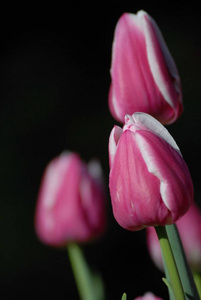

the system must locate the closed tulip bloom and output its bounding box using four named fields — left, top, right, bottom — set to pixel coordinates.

left=35, top=152, right=106, bottom=246
left=109, top=112, right=193, bottom=231
left=109, top=10, right=183, bottom=124
left=134, top=292, right=163, bottom=300
left=147, top=202, right=201, bottom=272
